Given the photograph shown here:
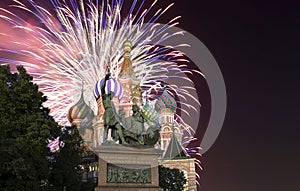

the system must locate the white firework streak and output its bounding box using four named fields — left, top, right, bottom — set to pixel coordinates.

left=0, top=0, right=202, bottom=144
